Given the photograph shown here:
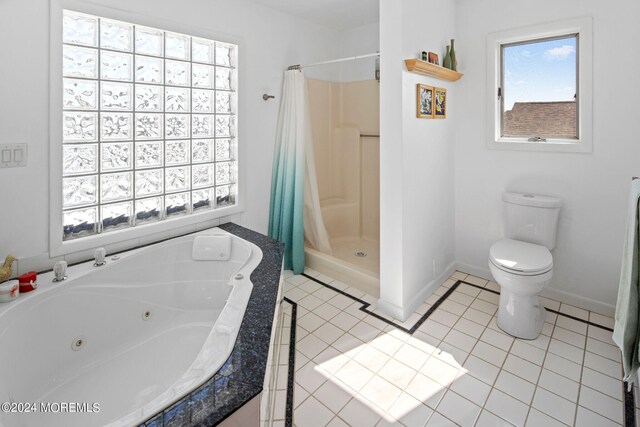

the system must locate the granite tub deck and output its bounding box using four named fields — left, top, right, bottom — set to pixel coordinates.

left=141, top=223, right=284, bottom=427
